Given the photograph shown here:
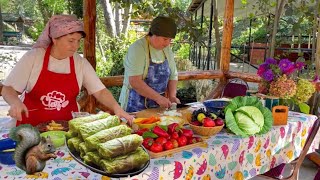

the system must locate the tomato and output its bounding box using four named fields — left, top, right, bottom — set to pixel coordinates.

left=142, top=138, right=154, bottom=150
left=155, top=137, right=168, bottom=145
left=170, top=139, right=179, bottom=148
left=181, top=129, right=193, bottom=138
left=195, top=137, right=203, bottom=142
left=150, top=142, right=163, bottom=153
left=203, top=117, right=215, bottom=127
left=177, top=135, right=188, bottom=147
left=171, top=132, right=179, bottom=140
left=188, top=137, right=197, bottom=144
left=163, top=141, right=174, bottom=150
